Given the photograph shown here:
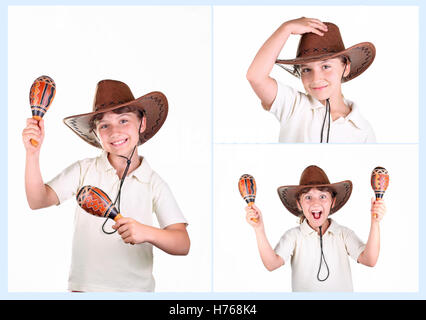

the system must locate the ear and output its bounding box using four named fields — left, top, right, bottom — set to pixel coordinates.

left=139, top=116, right=147, bottom=134
left=296, top=199, right=302, bottom=211
left=91, top=129, right=104, bottom=148
left=331, top=197, right=337, bottom=209
left=343, top=61, right=351, bottom=78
